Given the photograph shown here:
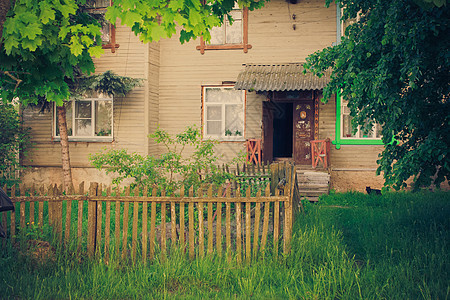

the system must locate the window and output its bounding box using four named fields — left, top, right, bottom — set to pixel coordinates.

left=54, top=93, right=113, bottom=141
left=197, top=7, right=251, bottom=54
left=333, top=93, right=383, bottom=149
left=202, top=86, right=245, bottom=141
left=341, top=98, right=382, bottom=139
left=87, top=0, right=119, bottom=53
